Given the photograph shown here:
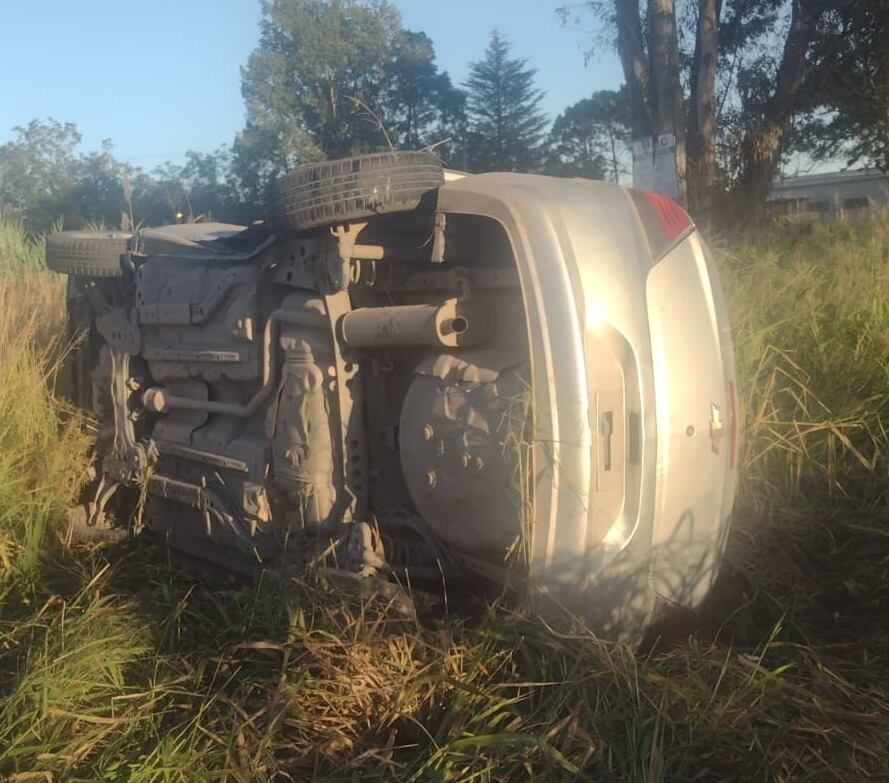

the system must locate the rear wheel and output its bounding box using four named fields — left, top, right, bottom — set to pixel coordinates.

left=45, top=230, right=131, bottom=278
left=267, top=151, right=444, bottom=233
